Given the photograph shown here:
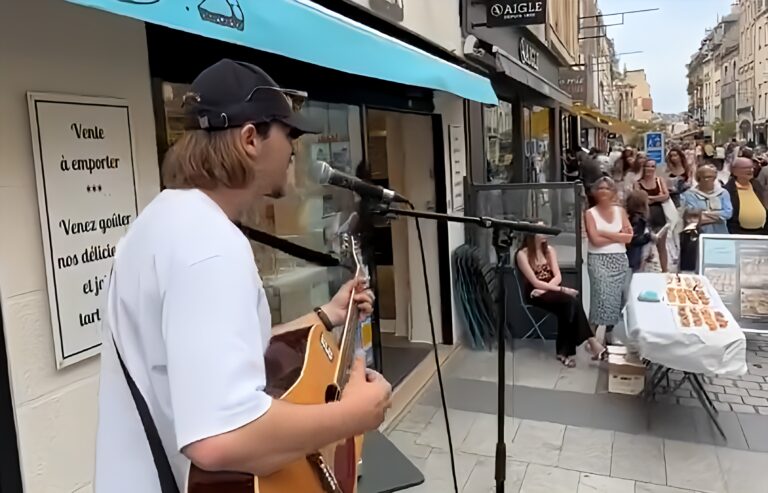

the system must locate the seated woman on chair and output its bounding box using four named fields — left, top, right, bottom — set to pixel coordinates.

left=516, top=225, right=606, bottom=368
